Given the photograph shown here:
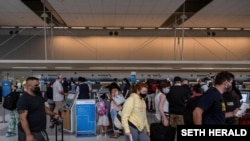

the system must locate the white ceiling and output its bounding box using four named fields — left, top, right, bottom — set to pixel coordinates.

left=0, top=0, right=250, bottom=71
left=48, top=0, right=184, bottom=27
